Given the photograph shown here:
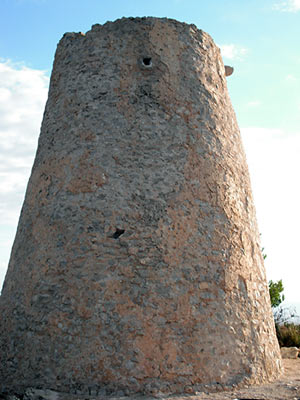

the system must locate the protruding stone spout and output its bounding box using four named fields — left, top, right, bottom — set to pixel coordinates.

left=0, top=17, right=281, bottom=397
left=225, top=65, right=234, bottom=76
